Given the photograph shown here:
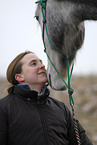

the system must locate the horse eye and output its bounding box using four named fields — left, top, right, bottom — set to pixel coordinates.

left=35, top=16, right=39, bottom=21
